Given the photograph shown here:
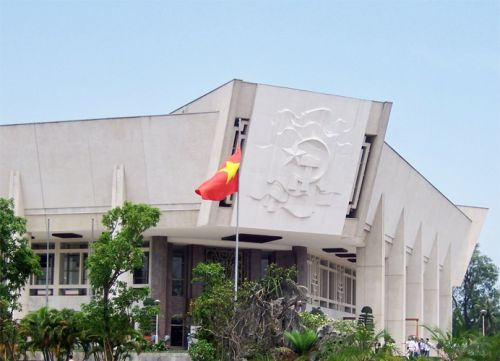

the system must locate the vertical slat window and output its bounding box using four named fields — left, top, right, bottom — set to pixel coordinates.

left=60, top=254, right=80, bottom=285
left=33, top=254, right=54, bottom=285
left=172, top=250, right=185, bottom=296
